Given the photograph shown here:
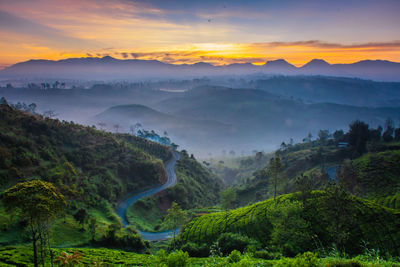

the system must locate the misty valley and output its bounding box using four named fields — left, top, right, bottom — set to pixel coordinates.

left=1, top=71, right=400, bottom=266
